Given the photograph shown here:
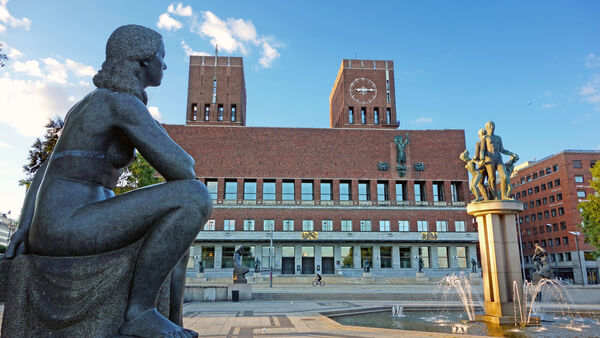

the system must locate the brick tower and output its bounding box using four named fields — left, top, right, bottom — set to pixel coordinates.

left=329, top=59, right=398, bottom=129
left=186, top=55, right=246, bottom=126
